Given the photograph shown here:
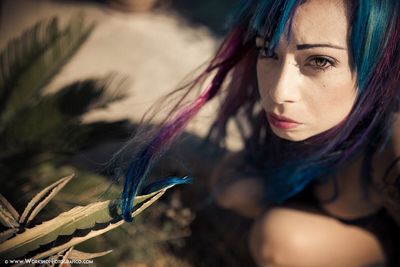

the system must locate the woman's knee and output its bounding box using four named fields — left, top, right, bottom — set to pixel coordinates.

left=249, top=207, right=386, bottom=267
left=249, top=207, right=307, bottom=267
